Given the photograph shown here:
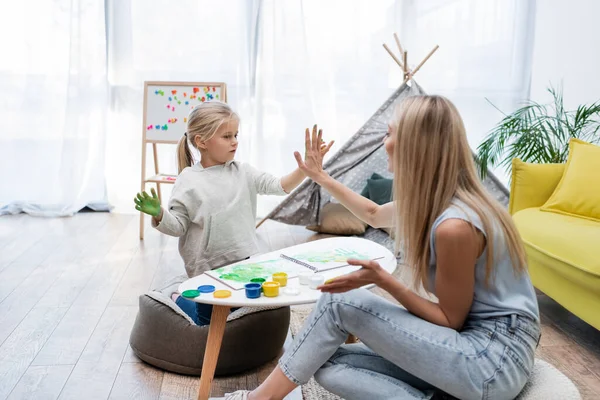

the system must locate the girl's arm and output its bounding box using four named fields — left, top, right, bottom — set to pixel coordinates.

left=135, top=187, right=190, bottom=237
left=280, top=168, right=305, bottom=194
left=151, top=200, right=190, bottom=237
